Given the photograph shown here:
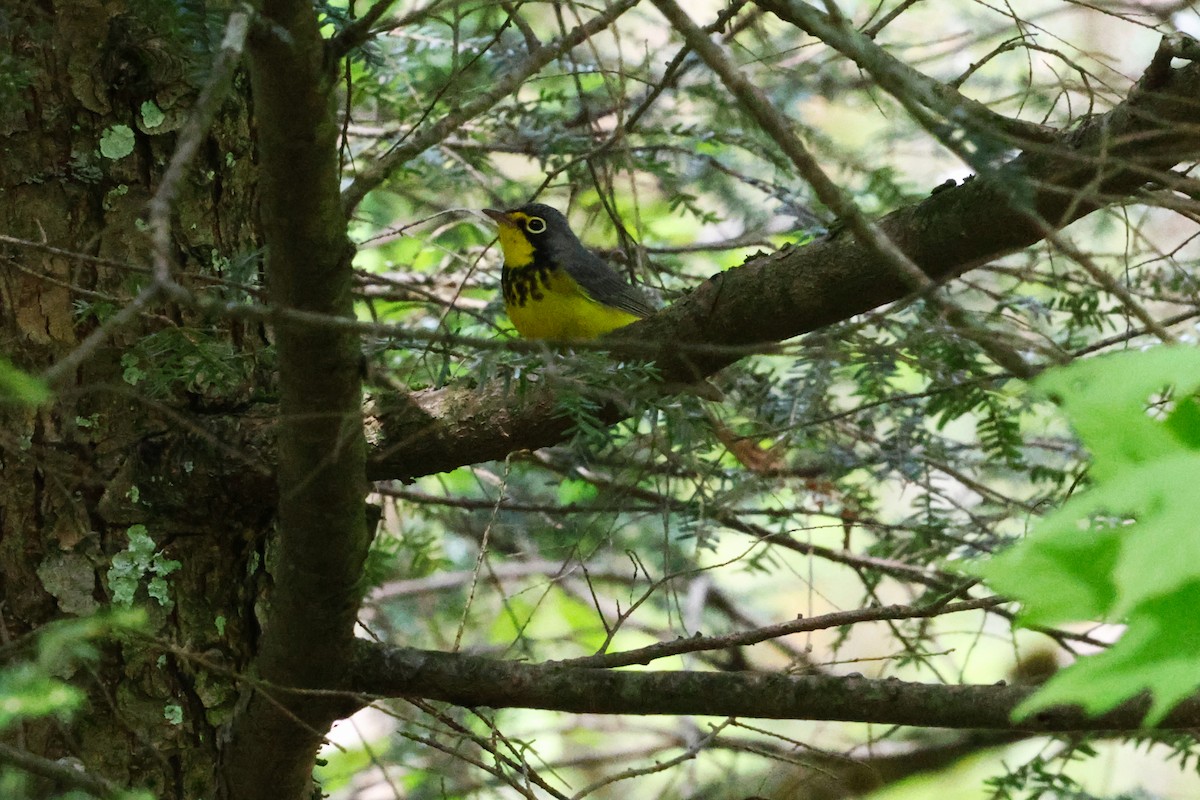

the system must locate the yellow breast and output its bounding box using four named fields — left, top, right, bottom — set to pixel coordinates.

left=503, top=265, right=642, bottom=340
